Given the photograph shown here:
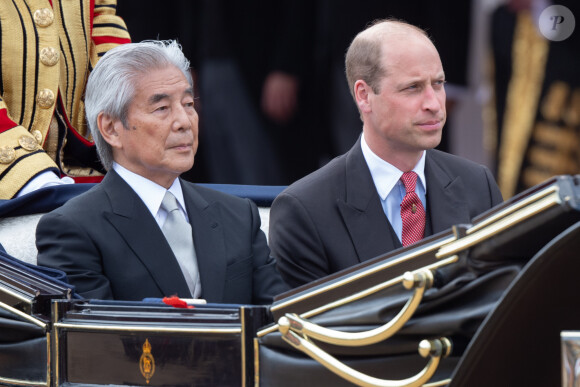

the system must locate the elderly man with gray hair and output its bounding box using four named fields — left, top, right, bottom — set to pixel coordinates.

left=36, top=40, right=288, bottom=303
